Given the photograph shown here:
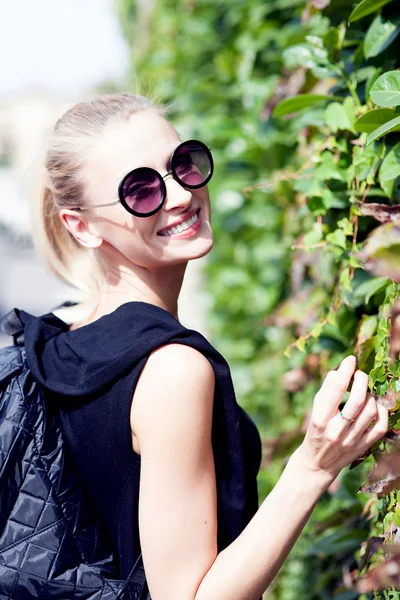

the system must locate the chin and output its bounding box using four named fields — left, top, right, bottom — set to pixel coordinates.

left=188, top=232, right=214, bottom=259
left=167, top=236, right=214, bottom=265
left=195, top=237, right=214, bottom=259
